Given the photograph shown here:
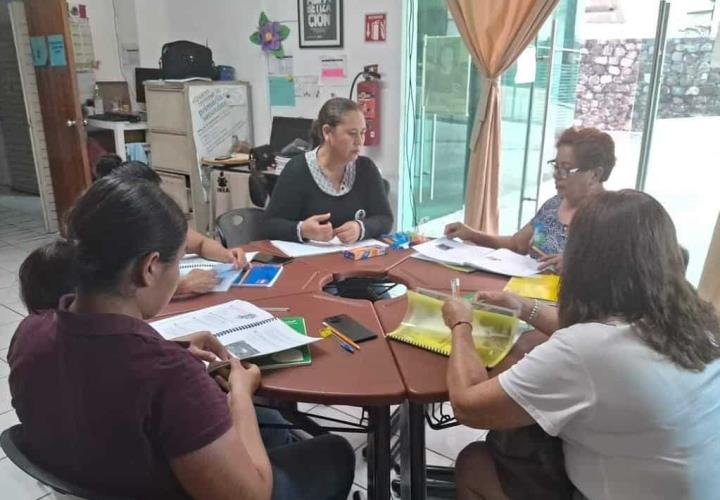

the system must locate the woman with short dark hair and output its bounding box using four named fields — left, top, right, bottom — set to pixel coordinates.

left=265, top=97, right=393, bottom=243
left=442, top=190, right=720, bottom=500
left=445, top=126, right=616, bottom=272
